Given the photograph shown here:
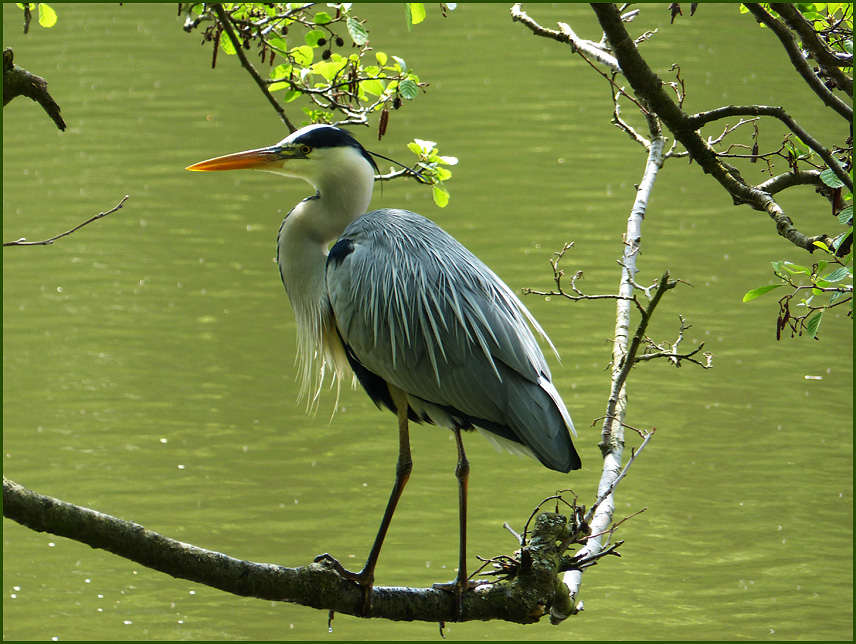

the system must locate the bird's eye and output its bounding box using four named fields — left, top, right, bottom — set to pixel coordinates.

left=300, top=145, right=312, bottom=155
